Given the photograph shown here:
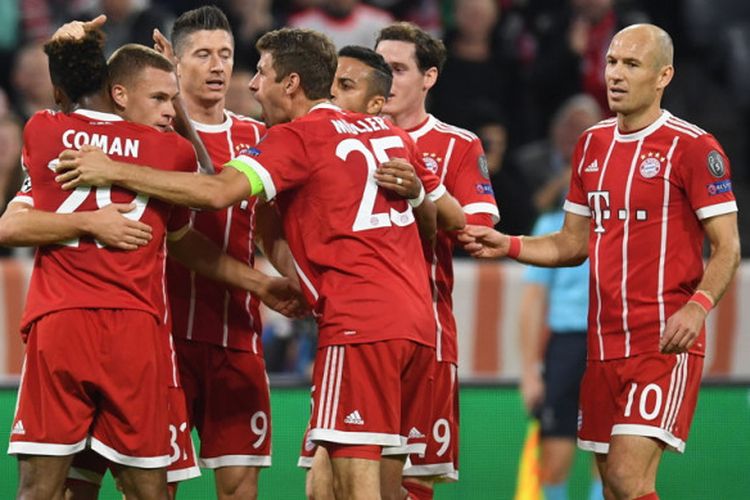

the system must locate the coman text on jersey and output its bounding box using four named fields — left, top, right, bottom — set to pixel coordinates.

left=61, top=129, right=140, bottom=158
